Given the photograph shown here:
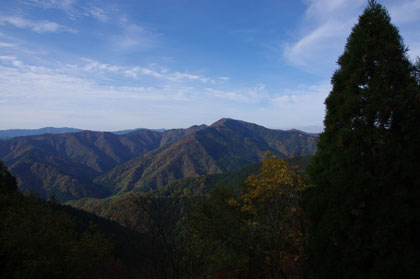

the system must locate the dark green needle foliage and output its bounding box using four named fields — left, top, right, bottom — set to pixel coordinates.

left=304, top=1, right=420, bottom=278
left=0, top=161, right=18, bottom=194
